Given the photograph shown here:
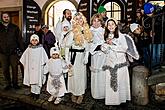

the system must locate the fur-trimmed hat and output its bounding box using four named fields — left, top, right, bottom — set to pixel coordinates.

left=30, top=34, right=39, bottom=42
left=50, top=47, right=60, bottom=56
left=130, top=23, right=139, bottom=32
